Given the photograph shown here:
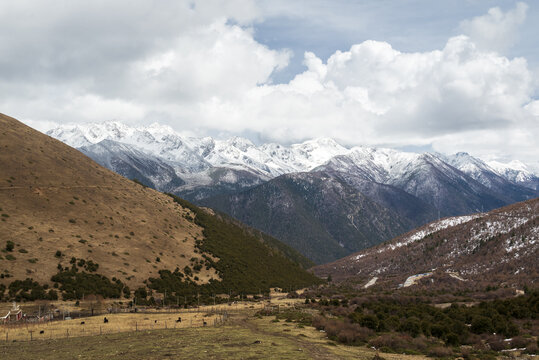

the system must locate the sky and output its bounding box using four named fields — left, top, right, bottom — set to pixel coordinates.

left=0, top=0, right=538, bottom=167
